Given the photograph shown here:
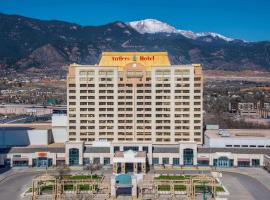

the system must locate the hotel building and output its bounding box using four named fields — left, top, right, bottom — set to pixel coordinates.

left=2, top=52, right=268, bottom=171
left=67, top=52, right=203, bottom=144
